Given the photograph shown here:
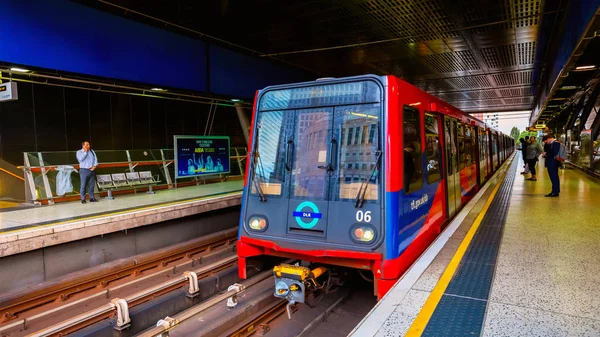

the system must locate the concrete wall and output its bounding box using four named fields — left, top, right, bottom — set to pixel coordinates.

left=0, top=206, right=239, bottom=294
